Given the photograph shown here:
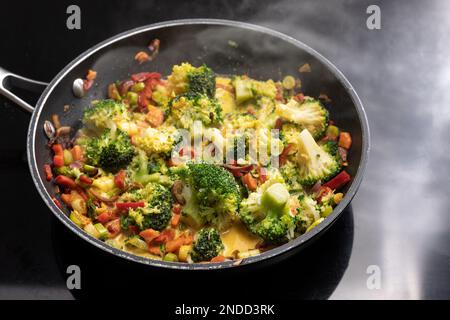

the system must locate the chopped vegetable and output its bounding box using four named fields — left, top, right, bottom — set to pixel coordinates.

left=44, top=62, right=352, bottom=264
